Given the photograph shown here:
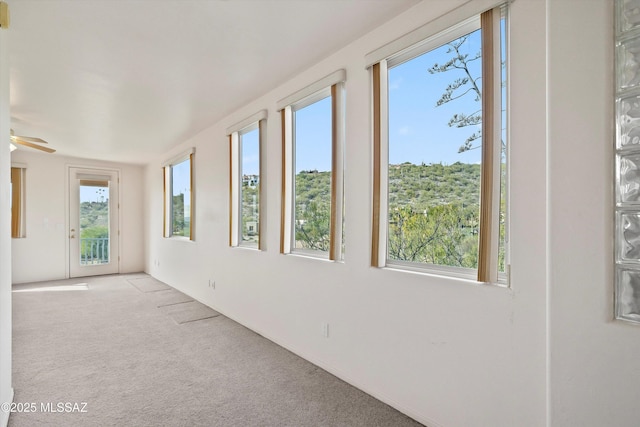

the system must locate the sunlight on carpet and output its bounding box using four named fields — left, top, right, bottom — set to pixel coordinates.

left=12, top=283, right=89, bottom=293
